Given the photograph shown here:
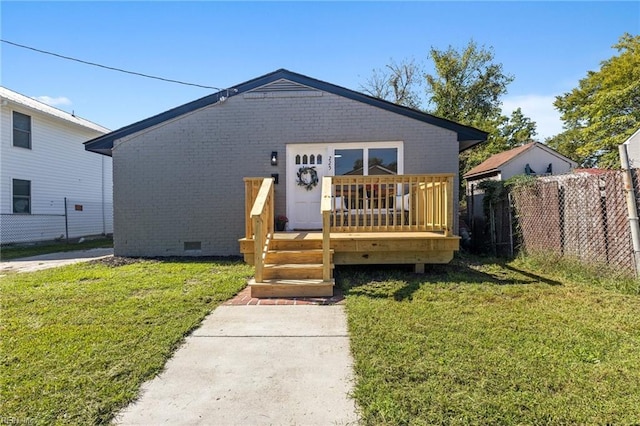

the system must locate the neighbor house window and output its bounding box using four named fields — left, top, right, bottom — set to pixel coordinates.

left=13, top=179, right=31, bottom=214
left=13, top=111, right=31, bottom=149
